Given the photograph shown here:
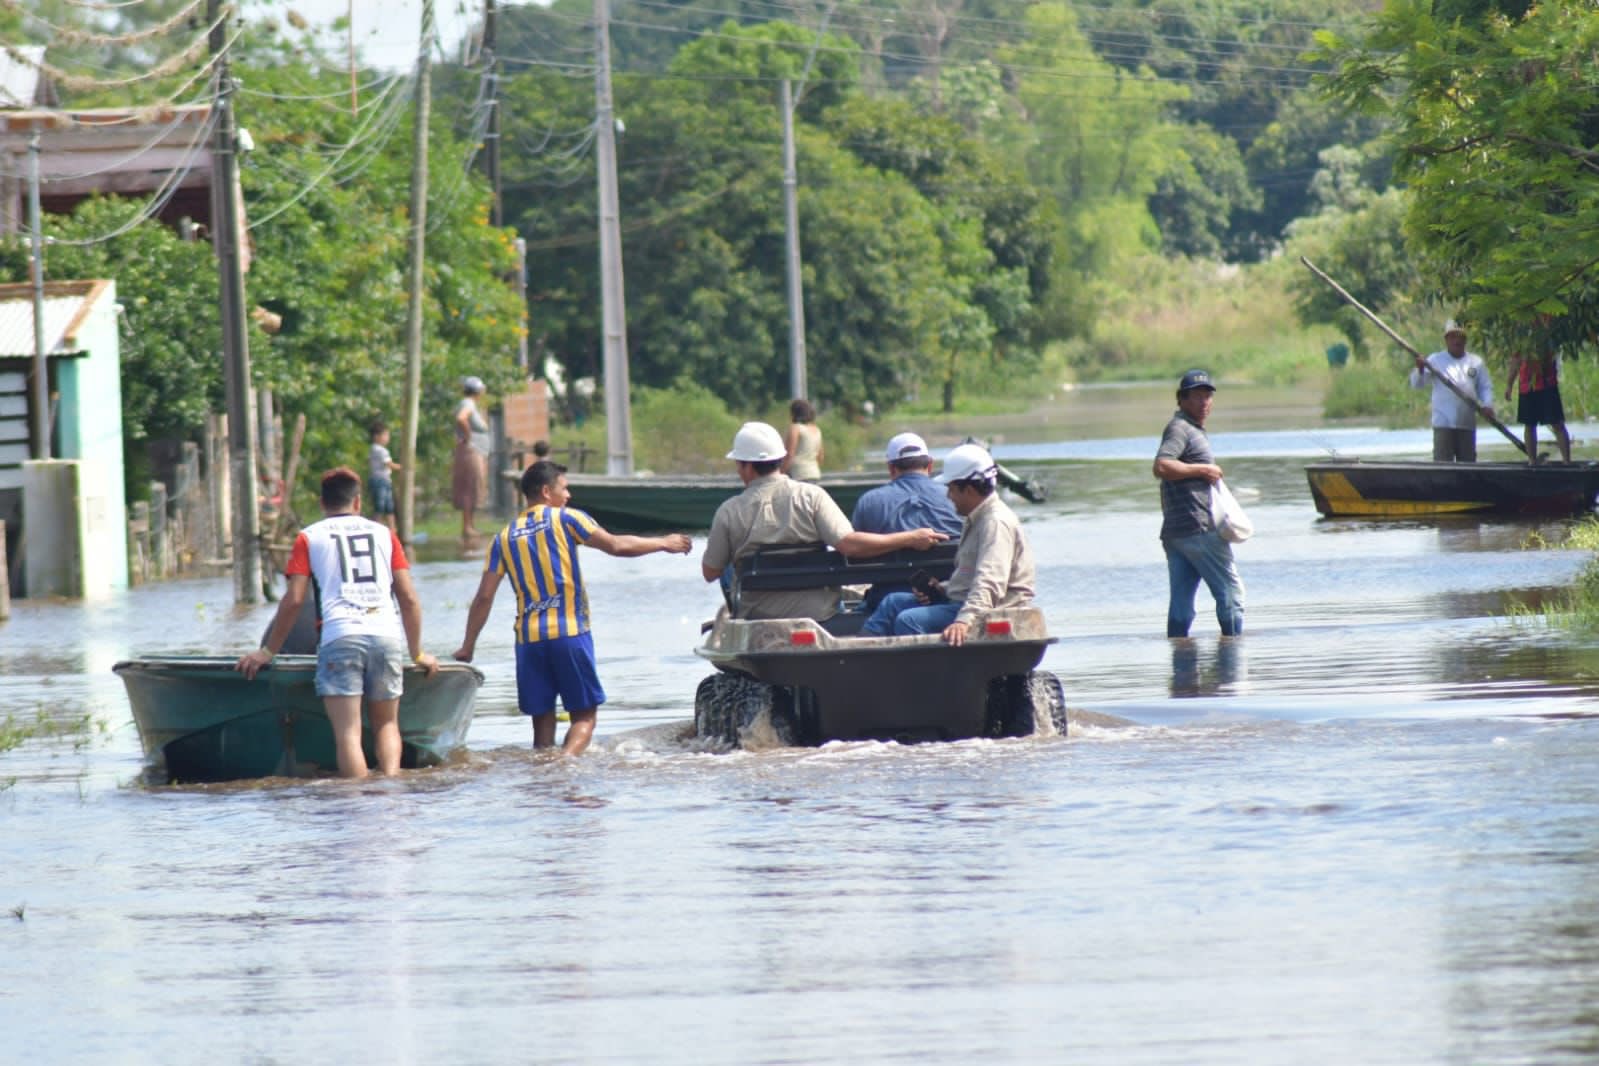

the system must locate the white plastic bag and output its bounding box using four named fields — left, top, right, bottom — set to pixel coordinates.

left=1210, top=479, right=1254, bottom=544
